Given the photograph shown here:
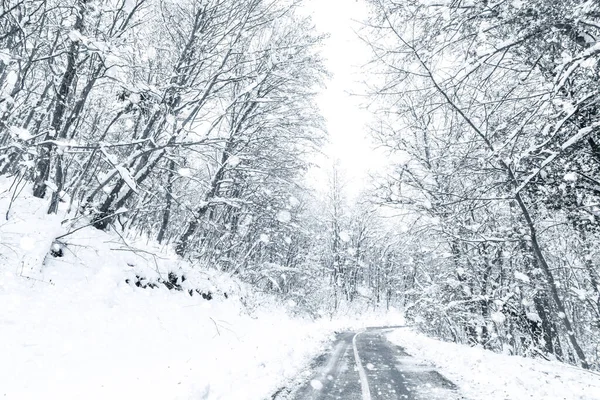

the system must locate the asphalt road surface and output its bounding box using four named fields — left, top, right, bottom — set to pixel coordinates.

left=272, top=327, right=464, bottom=400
